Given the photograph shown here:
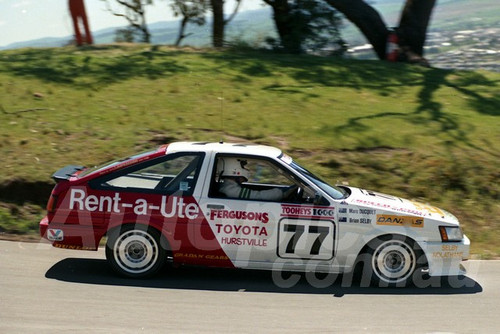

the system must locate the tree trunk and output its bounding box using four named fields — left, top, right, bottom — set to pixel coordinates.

left=266, top=0, right=303, bottom=53
left=324, top=0, right=388, bottom=59
left=175, top=16, right=189, bottom=46
left=210, top=0, right=224, bottom=47
left=140, top=24, right=151, bottom=43
left=397, top=0, right=436, bottom=62
left=324, top=0, right=436, bottom=64
left=138, top=6, right=150, bottom=43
